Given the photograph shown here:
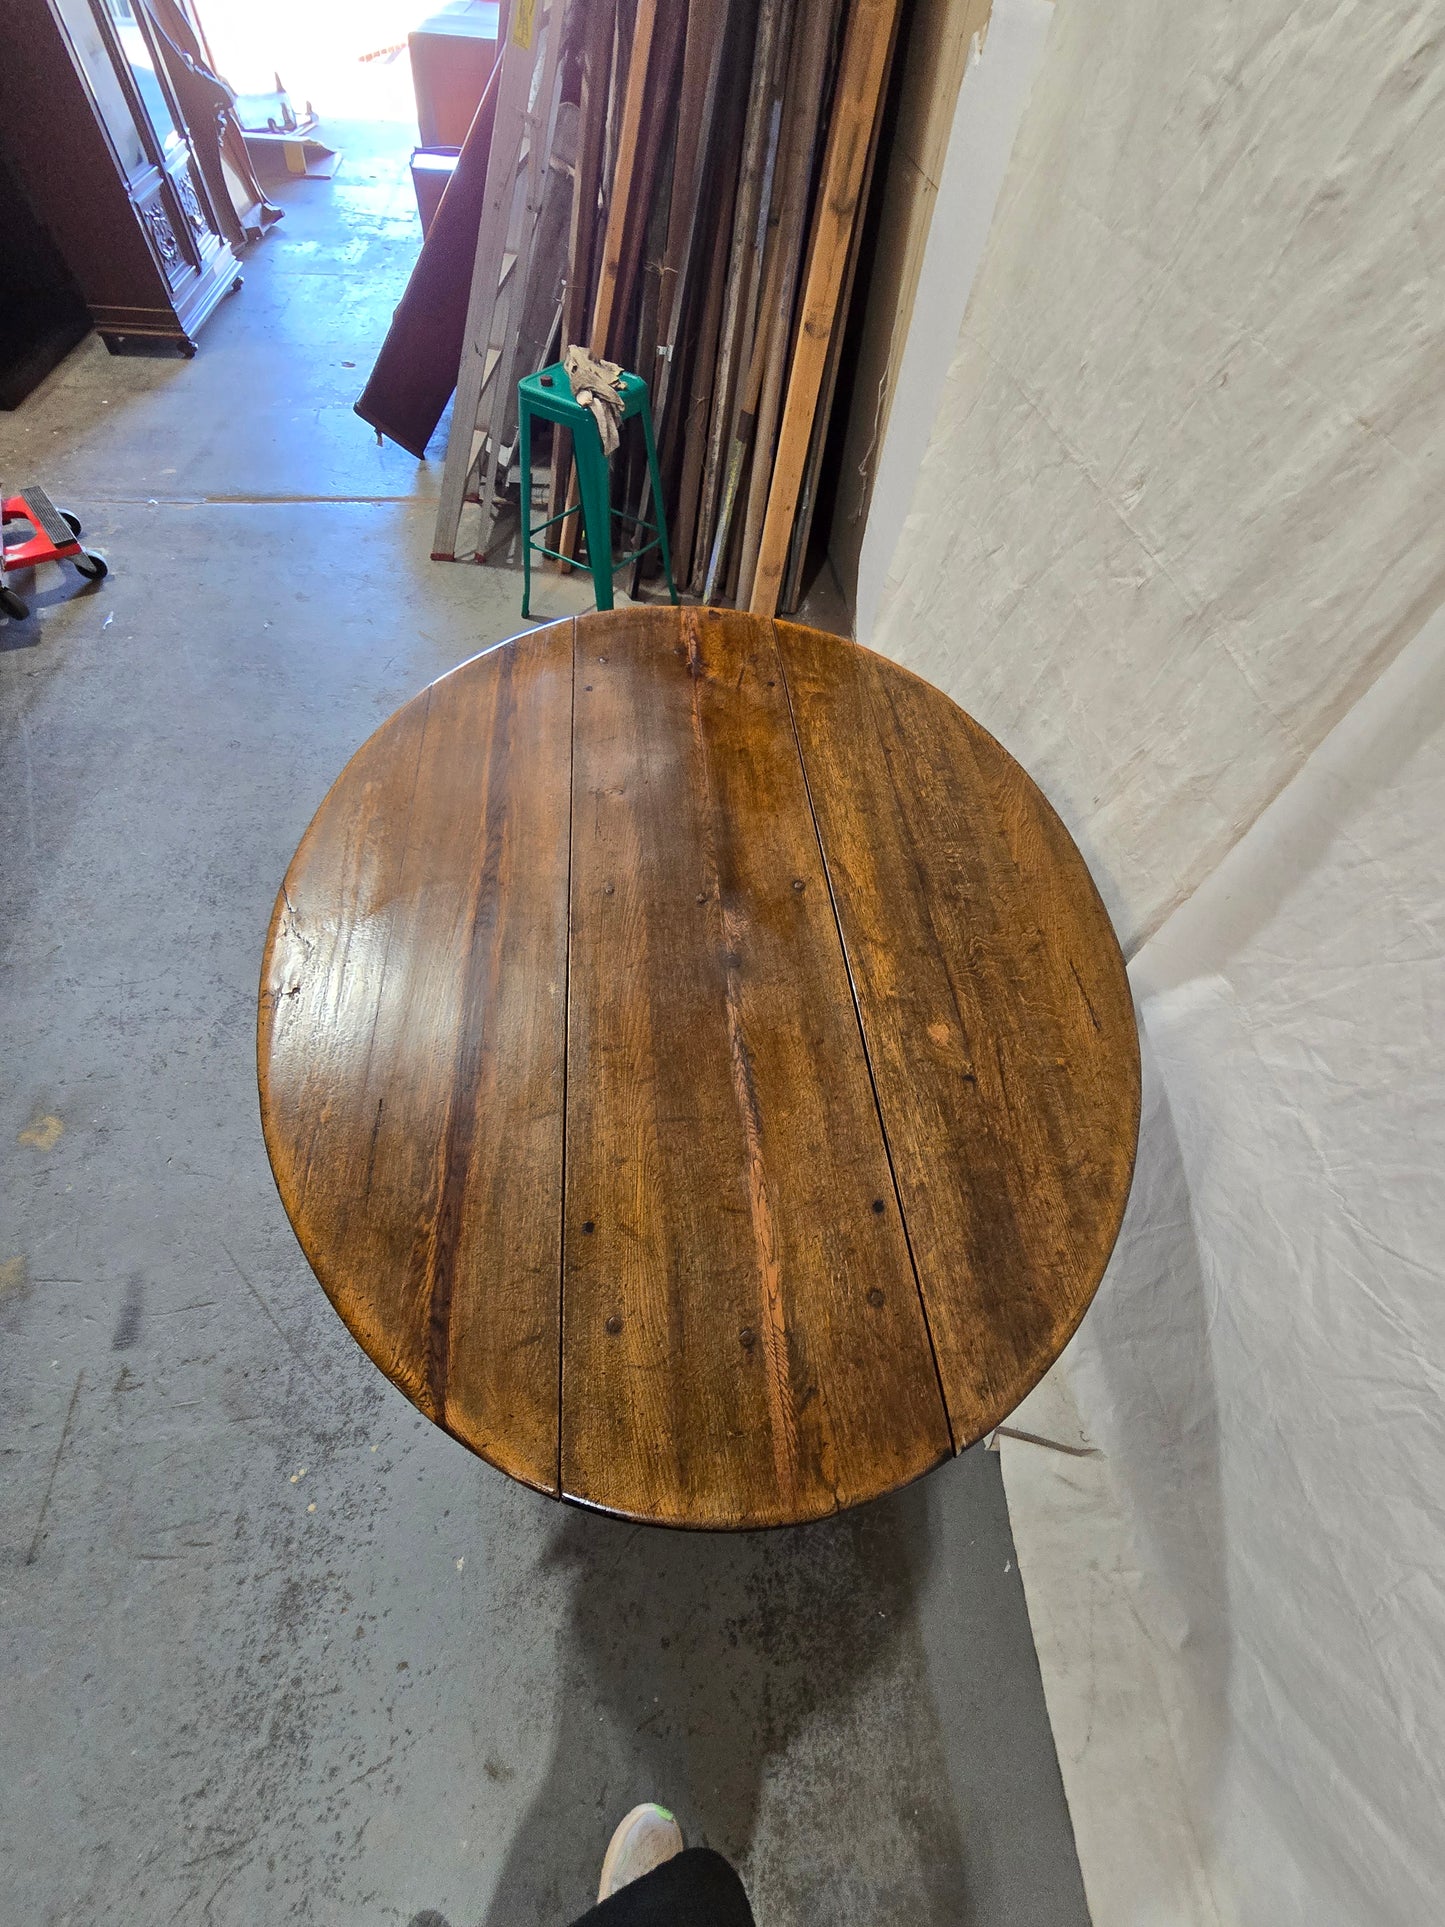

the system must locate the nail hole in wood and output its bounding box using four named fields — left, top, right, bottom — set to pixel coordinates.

left=867, top=1288, right=885, bottom=1308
